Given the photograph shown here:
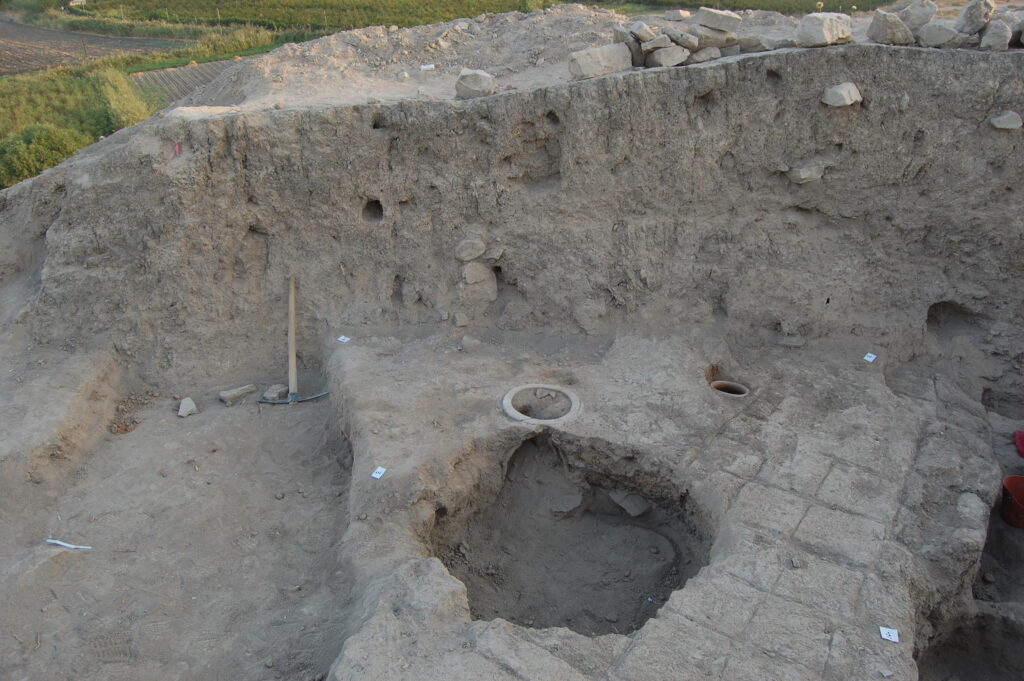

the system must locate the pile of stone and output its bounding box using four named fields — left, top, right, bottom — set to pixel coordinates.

left=868, top=0, right=1021, bottom=50
left=570, top=6, right=746, bottom=79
